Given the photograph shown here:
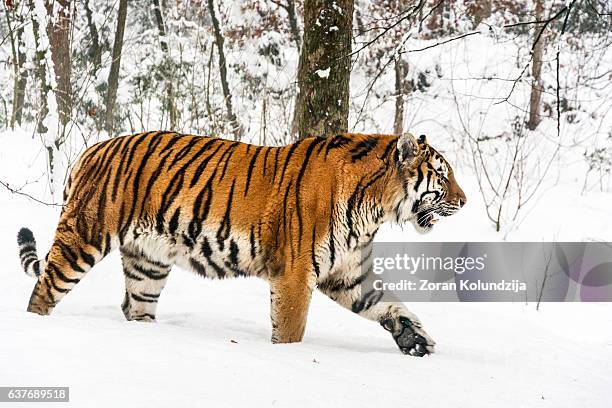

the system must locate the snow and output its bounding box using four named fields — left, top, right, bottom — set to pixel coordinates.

left=1, top=274, right=611, bottom=407
left=316, top=67, right=331, bottom=79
